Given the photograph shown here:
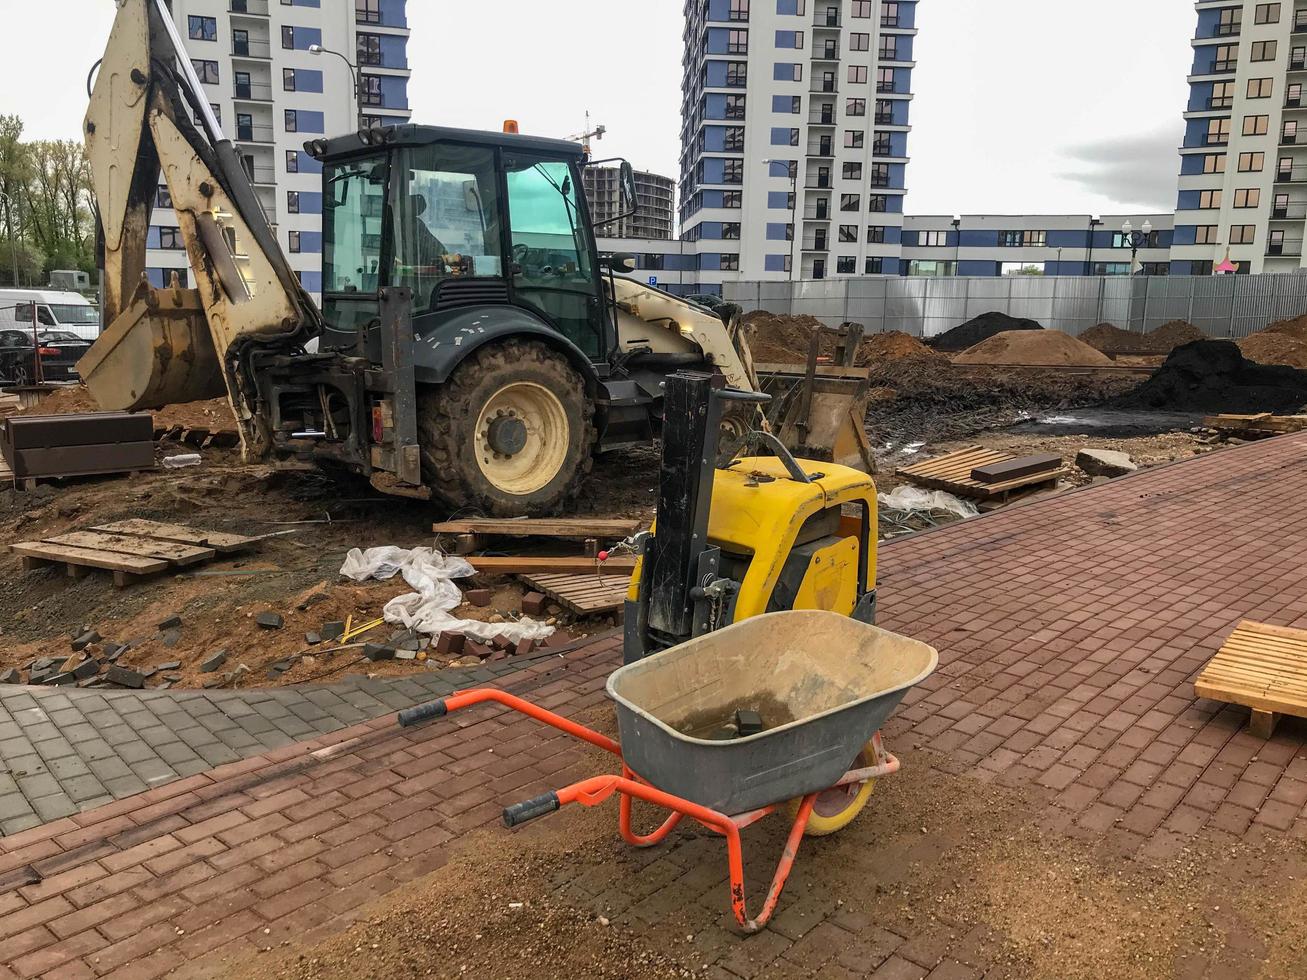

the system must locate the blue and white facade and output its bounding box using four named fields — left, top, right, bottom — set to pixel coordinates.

left=1172, top=0, right=1307, bottom=275
left=678, top=0, right=917, bottom=291
left=145, top=0, right=412, bottom=299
